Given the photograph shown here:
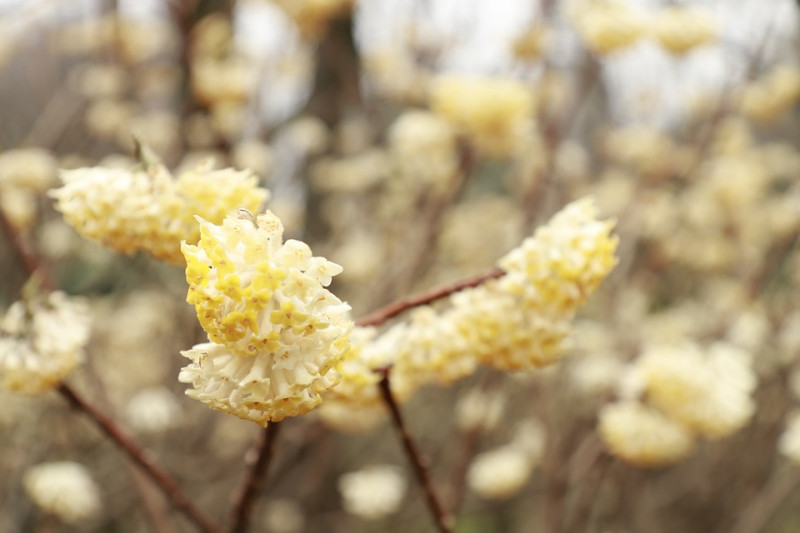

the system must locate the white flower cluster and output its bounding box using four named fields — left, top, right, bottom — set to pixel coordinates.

left=0, top=291, right=91, bottom=394
left=599, top=401, right=695, bottom=467
left=429, top=75, right=535, bottom=158
left=50, top=159, right=268, bottom=264
left=180, top=210, right=352, bottom=425
left=0, top=148, right=57, bottom=230
left=571, top=1, right=716, bottom=56
left=599, top=342, right=756, bottom=467
left=338, top=464, right=406, bottom=520
left=468, top=418, right=546, bottom=500
left=387, top=111, right=459, bottom=194
left=24, top=461, right=101, bottom=524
